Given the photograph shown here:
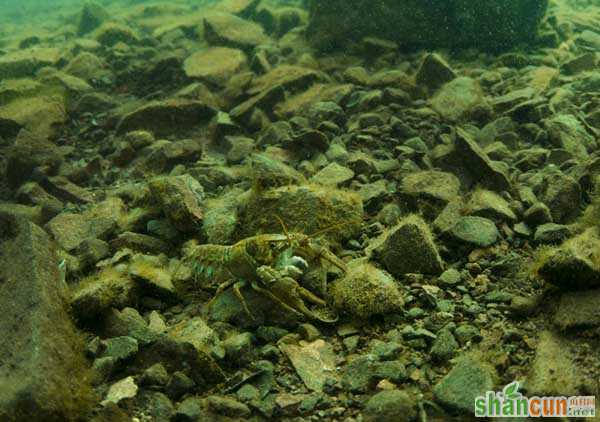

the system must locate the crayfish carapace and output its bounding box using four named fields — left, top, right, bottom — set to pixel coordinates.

left=188, top=219, right=348, bottom=324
